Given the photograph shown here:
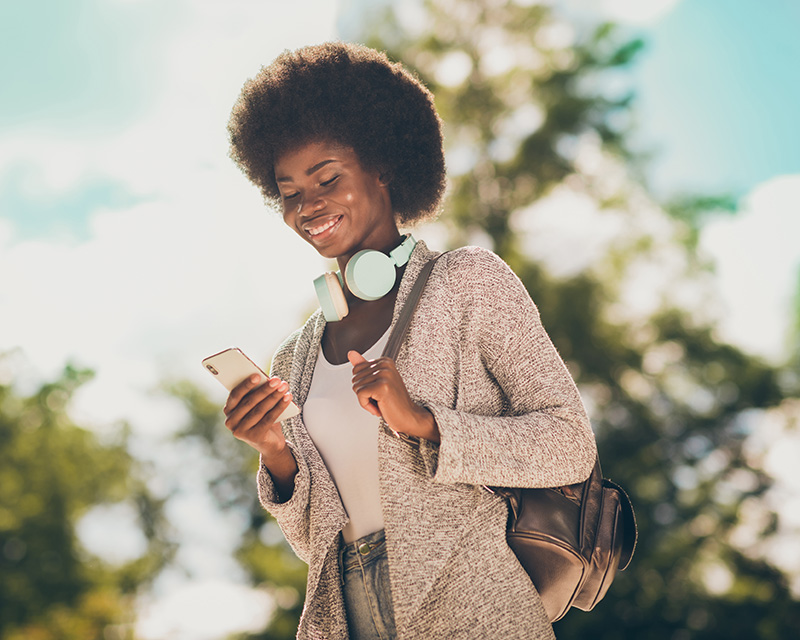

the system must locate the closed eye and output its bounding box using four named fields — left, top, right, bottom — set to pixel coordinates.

left=280, top=175, right=338, bottom=204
